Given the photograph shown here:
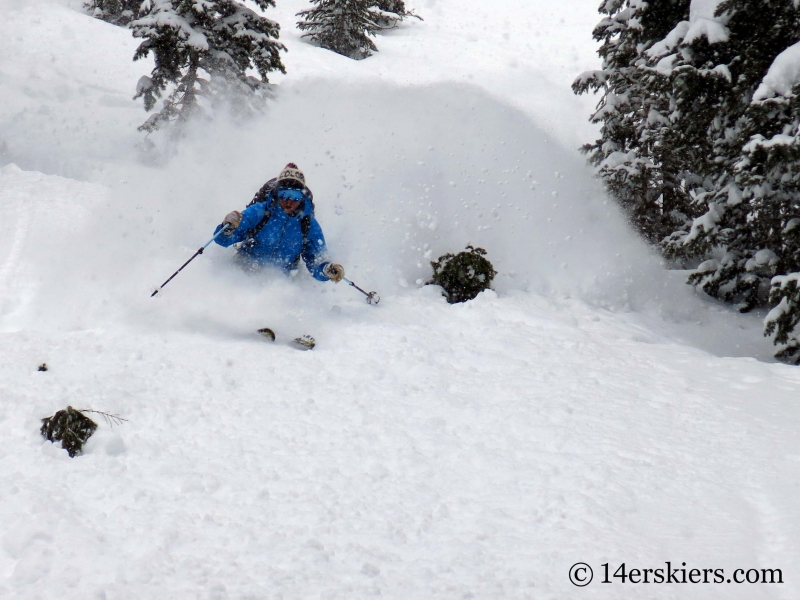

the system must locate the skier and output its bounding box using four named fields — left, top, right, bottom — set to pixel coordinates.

left=213, top=163, right=345, bottom=283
